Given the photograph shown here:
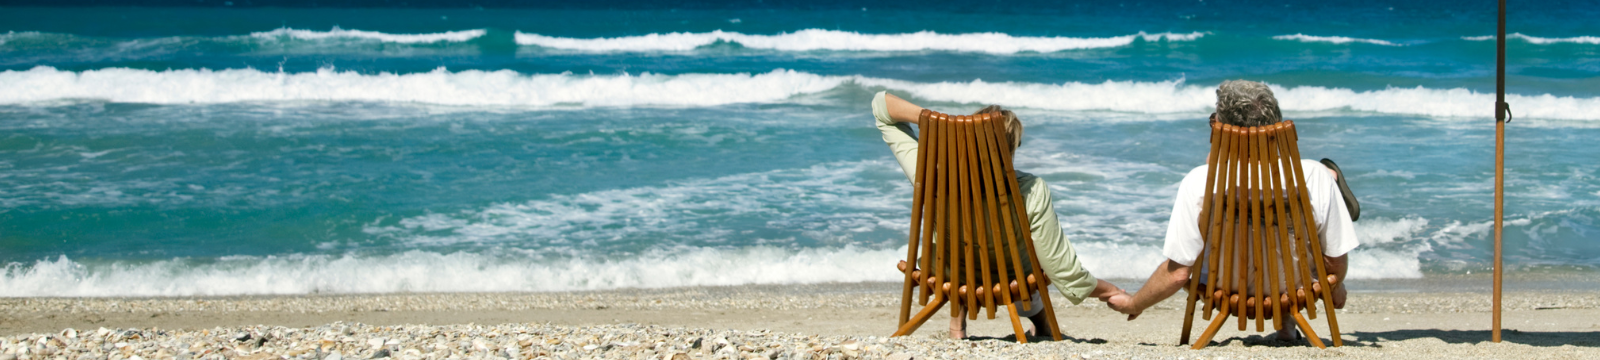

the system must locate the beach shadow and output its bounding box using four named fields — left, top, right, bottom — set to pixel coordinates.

left=1346, top=329, right=1600, bottom=347
left=963, top=333, right=1107, bottom=344
left=1162, top=333, right=1349, bottom=349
